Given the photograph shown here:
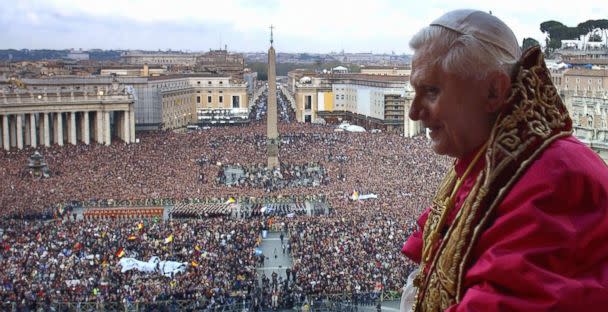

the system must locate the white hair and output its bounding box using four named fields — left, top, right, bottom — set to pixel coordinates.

left=409, top=25, right=521, bottom=80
